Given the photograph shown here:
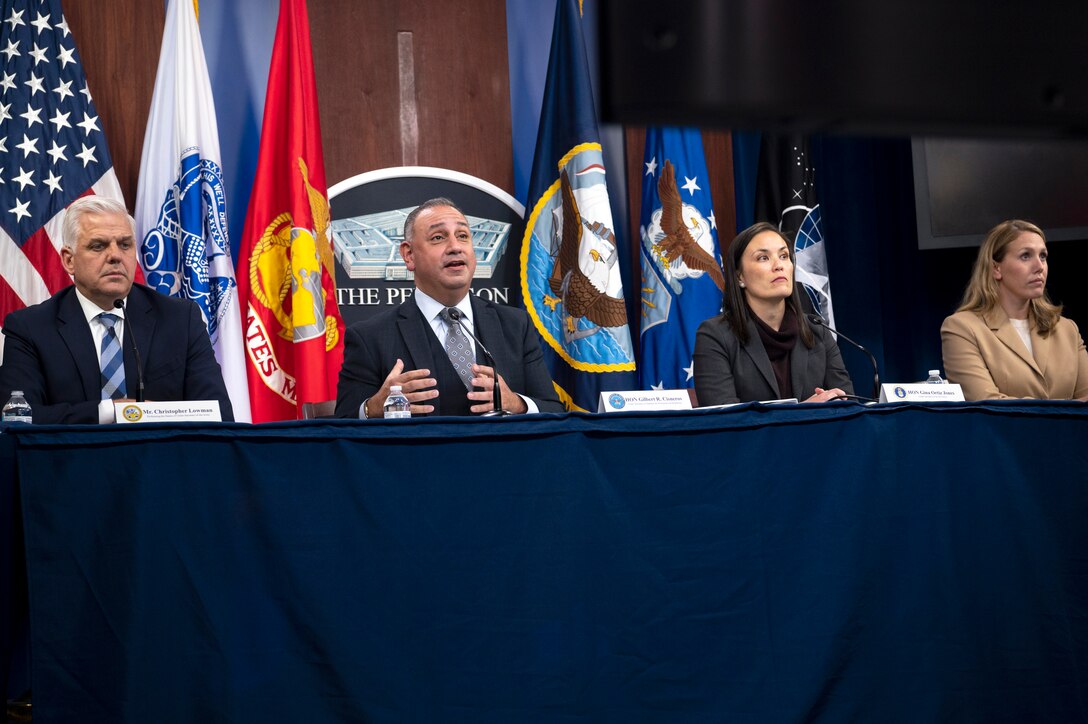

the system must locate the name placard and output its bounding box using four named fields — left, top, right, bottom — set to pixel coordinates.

left=598, top=390, right=693, bottom=413
left=878, top=383, right=965, bottom=403
left=115, top=400, right=222, bottom=424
